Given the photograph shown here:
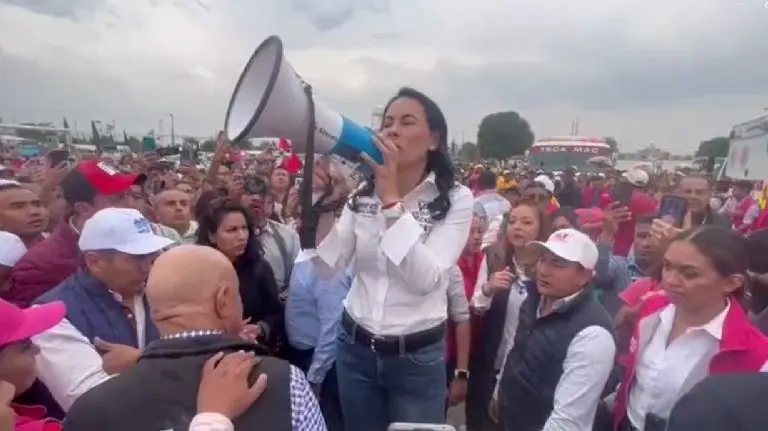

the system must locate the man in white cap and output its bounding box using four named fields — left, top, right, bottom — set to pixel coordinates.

left=613, top=168, right=656, bottom=257
left=31, top=207, right=173, bottom=412
left=520, top=174, right=558, bottom=214
left=494, top=229, right=616, bottom=431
